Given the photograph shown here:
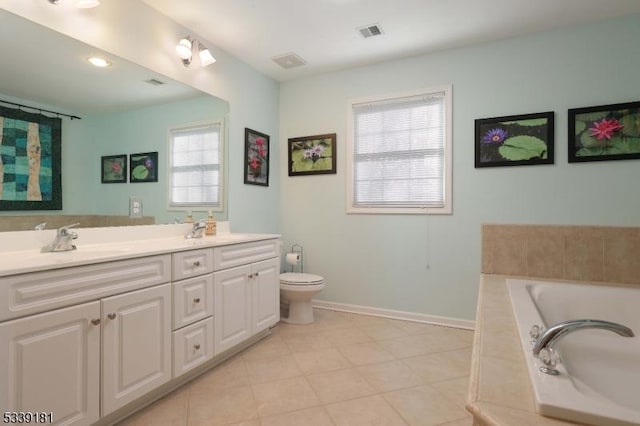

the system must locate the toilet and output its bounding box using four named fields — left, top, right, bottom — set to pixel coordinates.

left=279, top=272, right=325, bottom=324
